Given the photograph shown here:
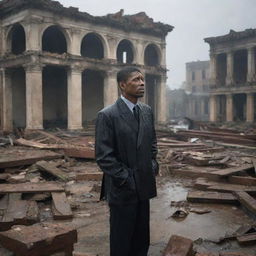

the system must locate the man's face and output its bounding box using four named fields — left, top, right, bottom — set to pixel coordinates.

left=120, top=71, right=145, bottom=103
